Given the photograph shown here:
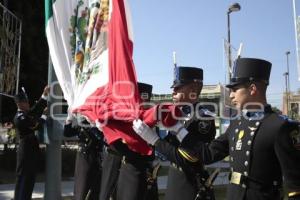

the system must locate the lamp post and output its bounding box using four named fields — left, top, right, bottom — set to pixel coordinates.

left=285, top=51, right=291, bottom=116
left=284, top=72, right=289, bottom=116
left=227, top=3, right=241, bottom=82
